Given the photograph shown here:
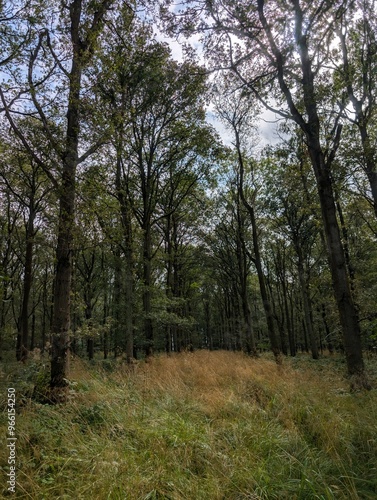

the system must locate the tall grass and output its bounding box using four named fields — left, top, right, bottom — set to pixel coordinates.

left=1, top=350, right=376, bottom=499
